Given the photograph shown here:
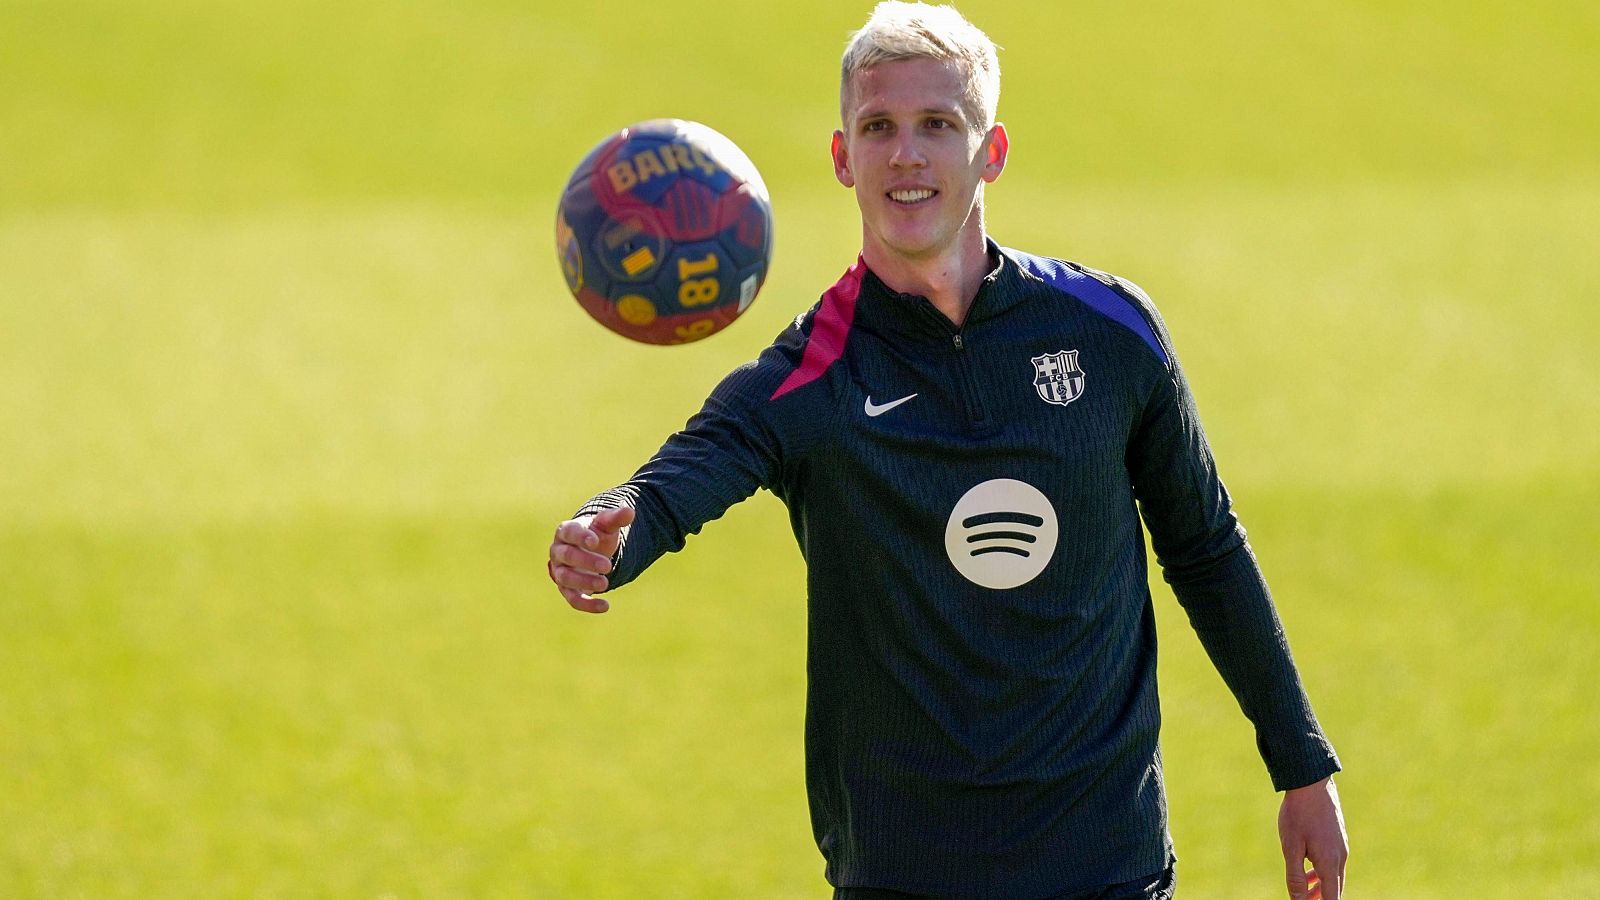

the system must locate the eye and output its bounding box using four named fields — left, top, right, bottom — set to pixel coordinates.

left=927, top=118, right=952, bottom=130
left=863, top=119, right=890, bottom=133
